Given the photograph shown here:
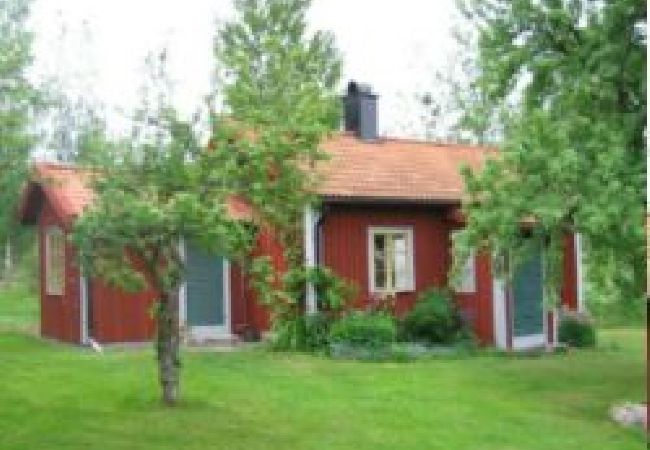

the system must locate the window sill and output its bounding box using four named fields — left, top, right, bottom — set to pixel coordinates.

left=370, top=289, right=415, bottom=295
